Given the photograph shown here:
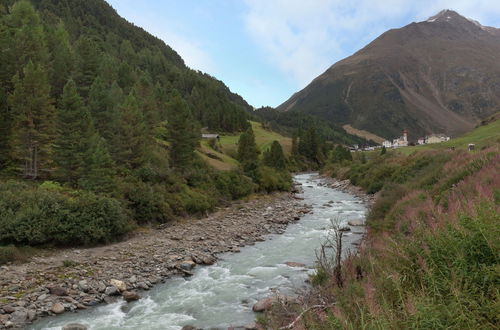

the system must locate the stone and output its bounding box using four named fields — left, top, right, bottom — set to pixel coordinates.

left=122, top=291, right=140, bottom=302
left=128, top=275, right=137, bottom=284
left=252, top=297, right=276, bottom=312
left=9, top=309, right=27, bottom=324
left=104, top=286, right=118, bottom=296
left=3, top=306, right=15, bottom=314
left=48, top=286, right=68, bottom=296
left=202, top=255, right=216, bottom=265
left=285, top=262, right=306, bottom=268
left=348, top=219, right=365, bottom=226
left=181, top=326, right=198, bottom=330
left=37, top=293, right=49, bottom=301
left=78, top=280, right=89, bottom=292
left=179, top=260, right=196, bottom=271
left=51, top=303, right=65, bottom=314
left=27, top=309, right=36, bottom=321
left=97, top=282, right=106, bottom=293
left=244, top=323, right=258, bottom=330
left=110, top=279, right=127, bottom=292
left=62, top=323, right=88, bottom=330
